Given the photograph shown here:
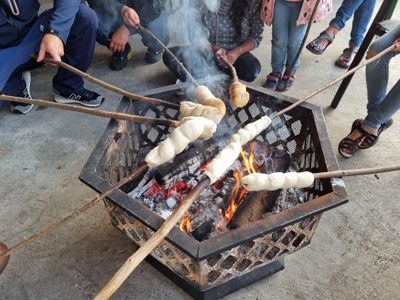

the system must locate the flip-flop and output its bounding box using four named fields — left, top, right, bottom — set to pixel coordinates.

left=306, top=31, right=335, bottom=55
